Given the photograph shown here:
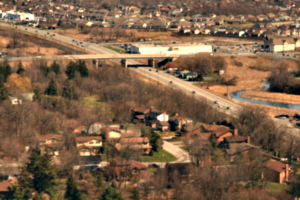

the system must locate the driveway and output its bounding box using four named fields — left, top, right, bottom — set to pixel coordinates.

left=163, top=140, right=190, bottom=163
